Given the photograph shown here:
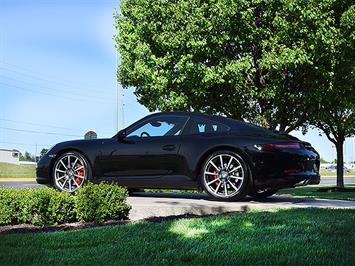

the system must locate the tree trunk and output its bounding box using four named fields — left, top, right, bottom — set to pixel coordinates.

left=335, top=141, right=345, bottom=188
